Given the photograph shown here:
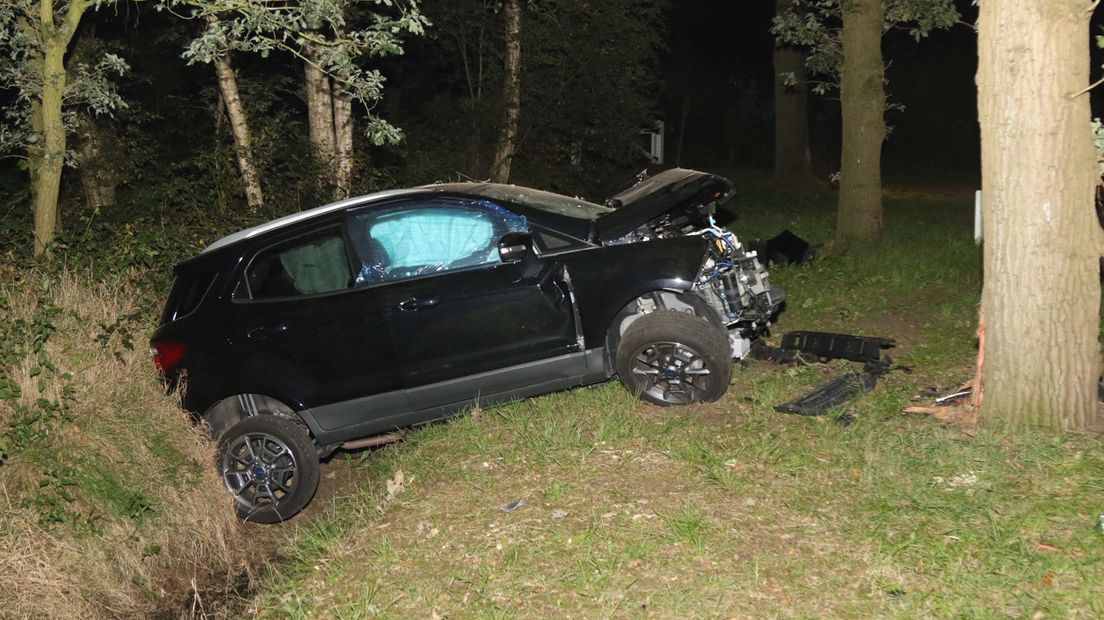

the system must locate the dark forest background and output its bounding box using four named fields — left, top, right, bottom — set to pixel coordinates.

left=2, top=0, right=1096, bottom=268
